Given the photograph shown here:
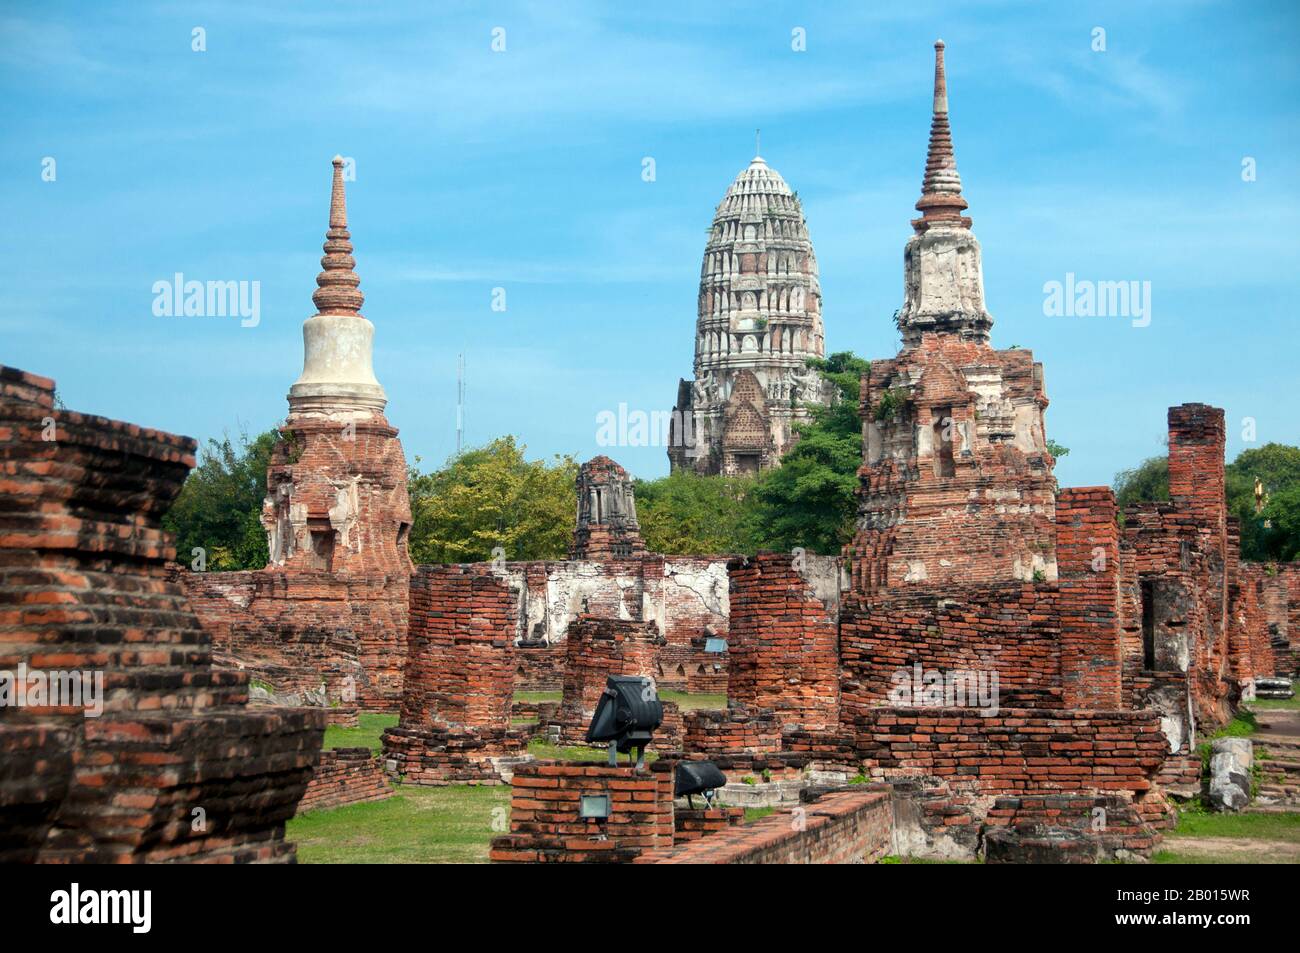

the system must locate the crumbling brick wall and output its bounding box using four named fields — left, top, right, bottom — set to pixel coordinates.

left=1055, top=487, right=1123, bottom=709
left=636, top=787, right=893, bottom=864
left=839, top=584, right=1062, bottom=721
left=724, top=553, right=840, bottom=730
left=182, top=568, right=407, bottom=709
left=853, top=707, right=1167, bottom=798
left=1120, top=405, right=1235, bottom=734
left=297, top=747, right=392, bottom=813
left=508, top=554, right=729, bottom=695
left=382, top=564, right=527, bottom=784
left=490, top=762, right=674, bottom=863
left=0, top=365, right=323, bottom=863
